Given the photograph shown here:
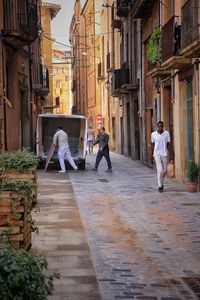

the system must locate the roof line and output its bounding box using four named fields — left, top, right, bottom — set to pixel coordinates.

left=42, top=2, right=61, bottom=20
